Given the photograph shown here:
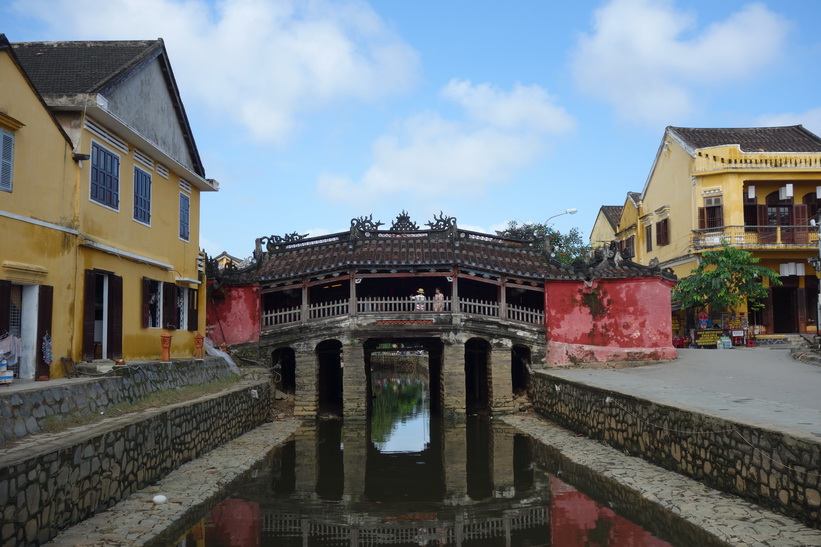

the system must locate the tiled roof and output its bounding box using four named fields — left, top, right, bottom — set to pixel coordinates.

left=11, top=40, right=162, bottom=95
left=601, top=205, right=623, bottom=230
left=669, top=125, right=821, bottom=153
left=242, top=230, right=576, bottom=282
left=225, top=217, right=675, bottom=285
